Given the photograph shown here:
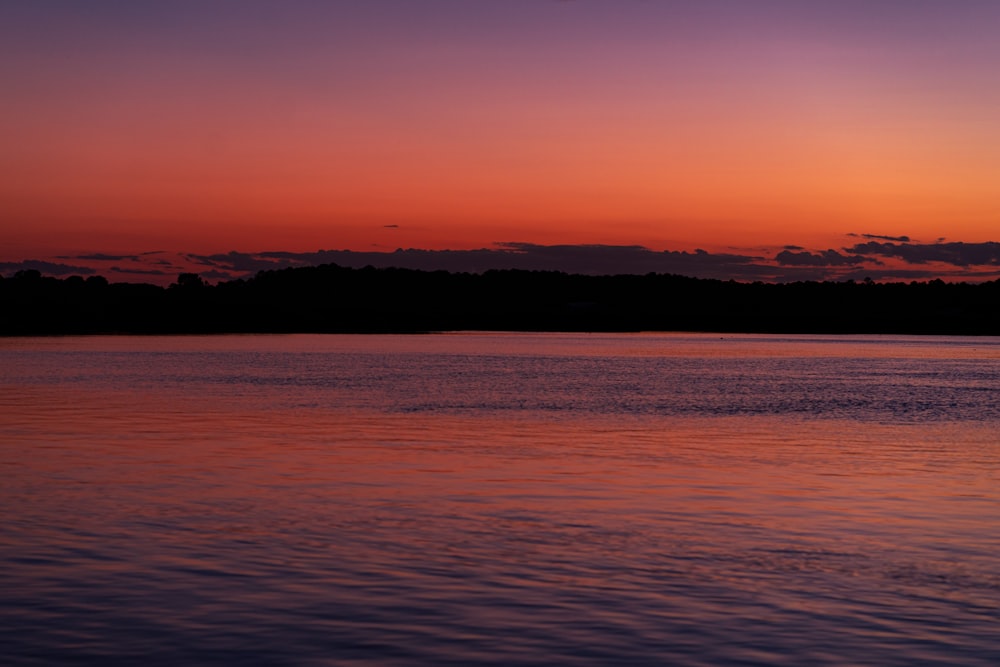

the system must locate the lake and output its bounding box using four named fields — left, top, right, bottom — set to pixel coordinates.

left=1, top=333, right=998, bottom=666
